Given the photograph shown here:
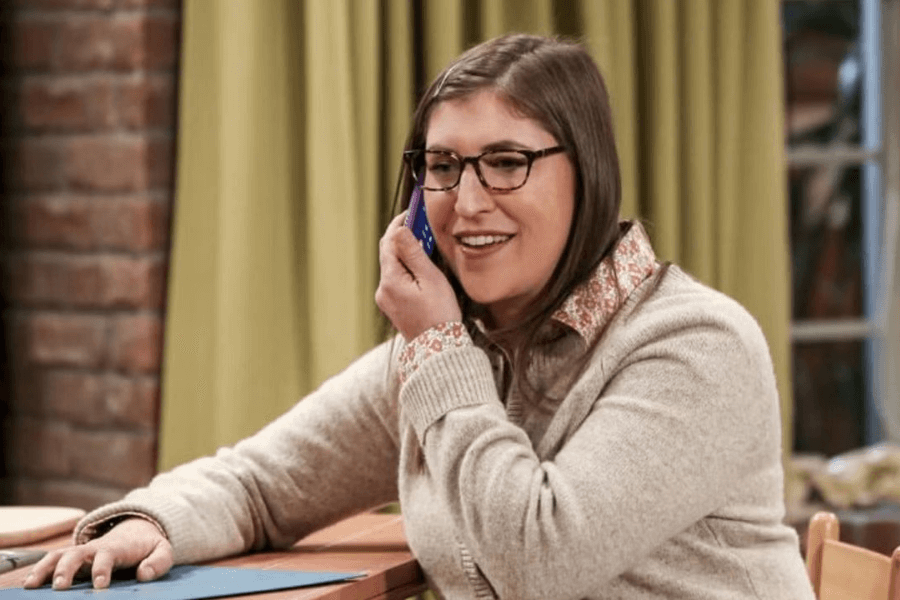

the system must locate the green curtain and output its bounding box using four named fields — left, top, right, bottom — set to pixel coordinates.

left=159, top=0, right=791, bottom=470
